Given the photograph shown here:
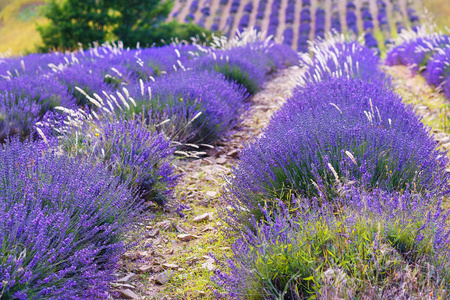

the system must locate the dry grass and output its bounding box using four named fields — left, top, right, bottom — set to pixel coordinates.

left=0, top=17, right=47, bottom=54
left=421, top=0, right=450, bottom=30
left=0, top=0, right=50, bottom=55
